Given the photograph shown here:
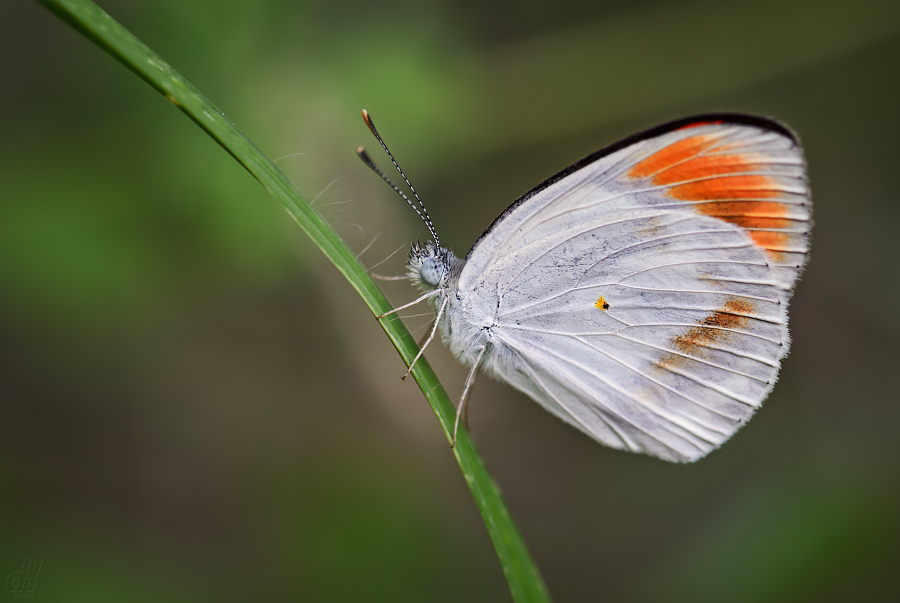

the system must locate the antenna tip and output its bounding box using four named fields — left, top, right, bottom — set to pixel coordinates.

left=356, top=146, right=373, bottom=163
left=361, top=109, right=378, bottom=135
